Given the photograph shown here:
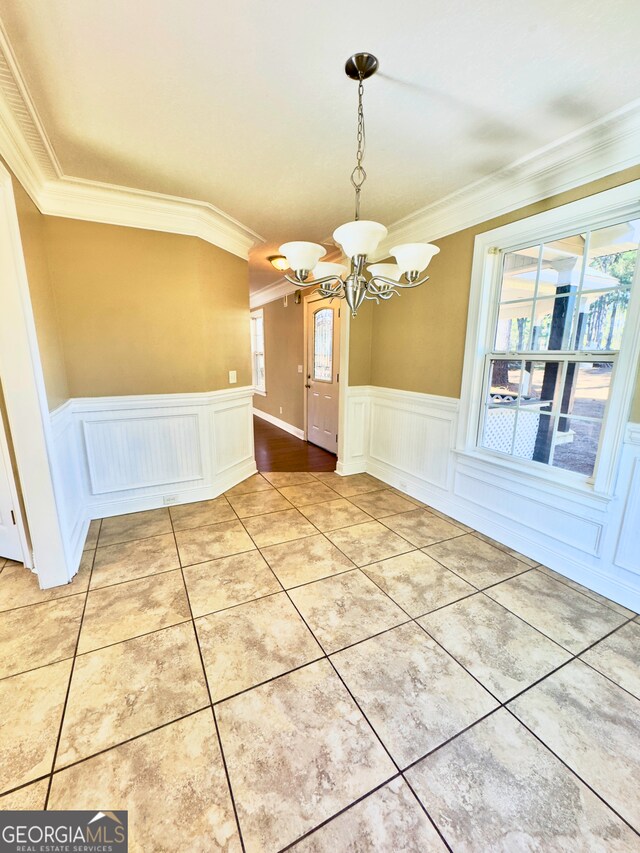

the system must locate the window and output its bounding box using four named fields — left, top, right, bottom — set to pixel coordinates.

left=313, top=308, right=333, bottom=382
left=250, top=309, right=265, bottom=393
left=457, top=183, right=640, bottom=498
